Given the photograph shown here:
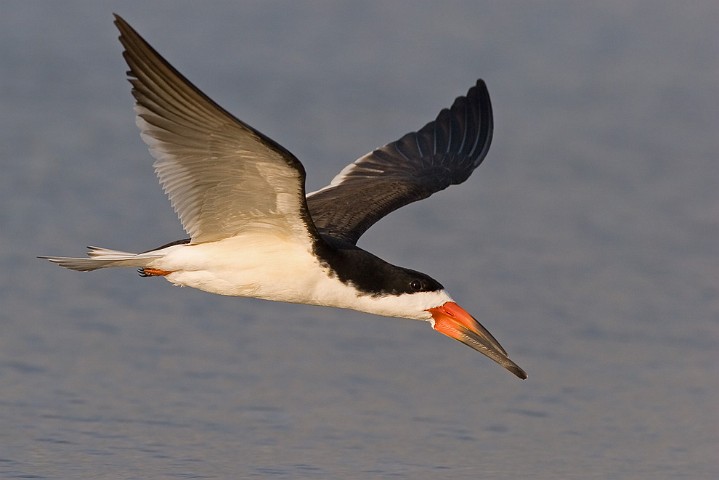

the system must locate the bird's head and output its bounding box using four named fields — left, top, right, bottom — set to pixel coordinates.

left=321, top=249, right=526, bottom=379
left=367, top=266, right=527, bottom=379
